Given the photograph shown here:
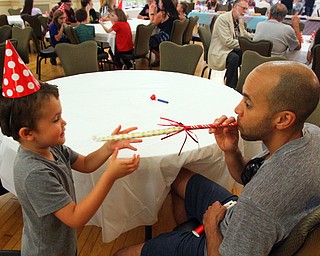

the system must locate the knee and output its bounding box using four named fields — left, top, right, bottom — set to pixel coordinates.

left=171, top=168, right=195, bottom=194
